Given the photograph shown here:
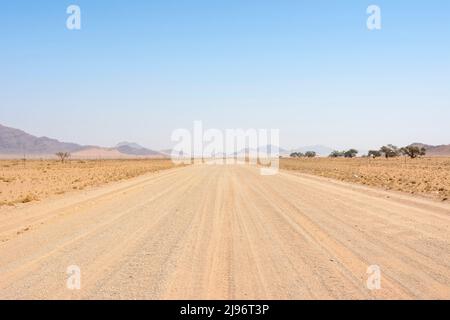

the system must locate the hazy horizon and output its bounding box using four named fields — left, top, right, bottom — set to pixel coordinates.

left=1, top=1, right=449, bottom=151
